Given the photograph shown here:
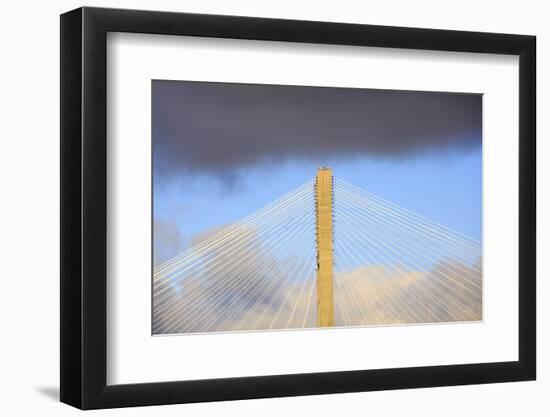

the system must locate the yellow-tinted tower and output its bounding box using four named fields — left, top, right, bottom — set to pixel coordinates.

left=315, top=167, right=334, bottom=327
